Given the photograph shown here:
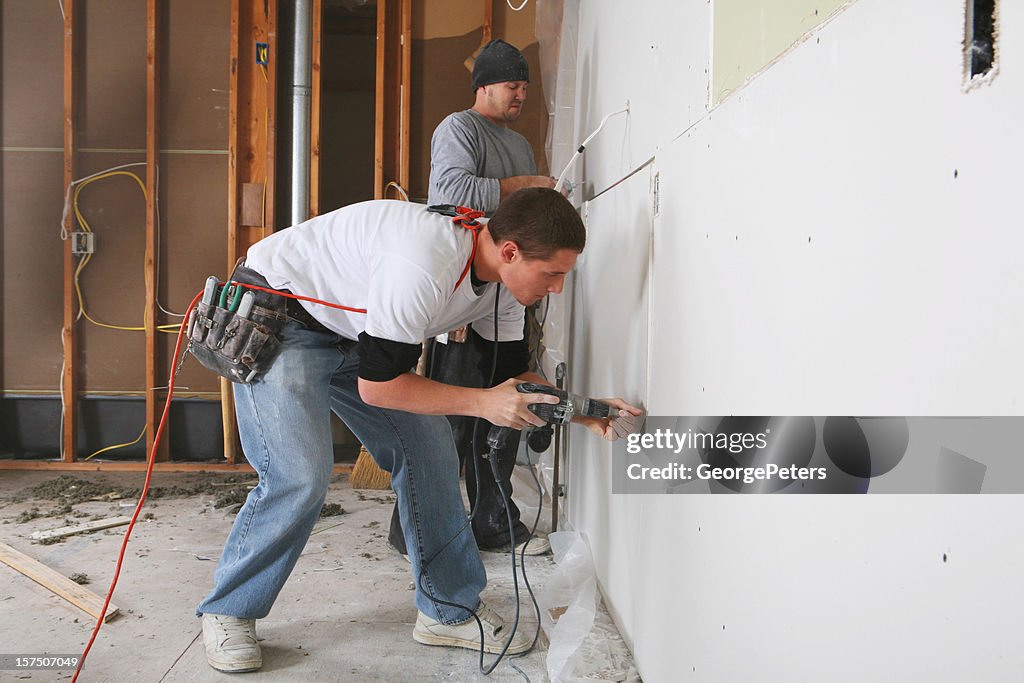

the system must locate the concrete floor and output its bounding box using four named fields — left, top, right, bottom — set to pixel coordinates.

left=0, top=470, right=636, bottom=682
